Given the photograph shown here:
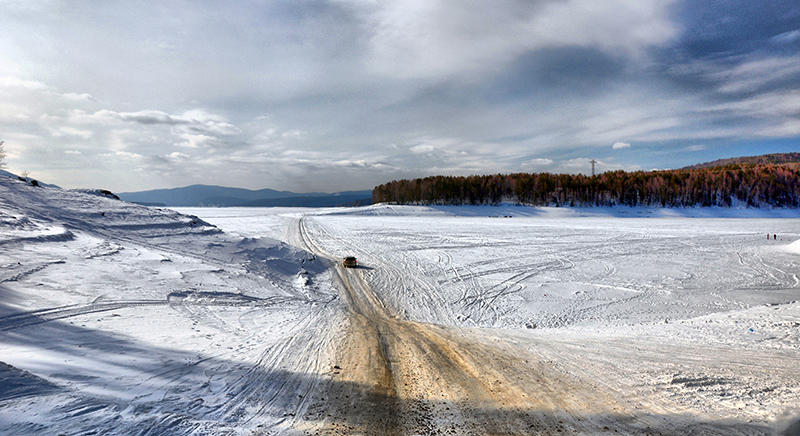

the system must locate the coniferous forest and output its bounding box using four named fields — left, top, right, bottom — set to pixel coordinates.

left=372, top=154, right=800, bottom=208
